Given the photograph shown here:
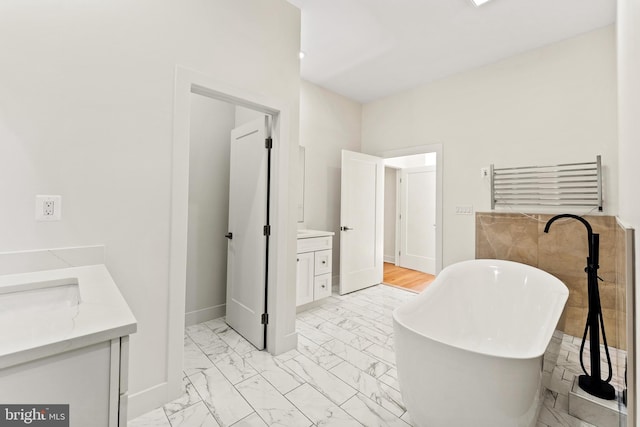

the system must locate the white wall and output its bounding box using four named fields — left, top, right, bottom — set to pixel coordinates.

left=235, top=106, right=264, bottom=127
left=185, top=94, right=235, bottom=325
left=617, top=0, right=640, bottom=421
left=0, top=0, right=300, bottom=417
left=384, top=168, right=397, bottom=262
left=299, top=80, right=362, bottom=278
left=384, top=153, right=436, bottom=169
left=362, top=26, right=618, bottom=266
